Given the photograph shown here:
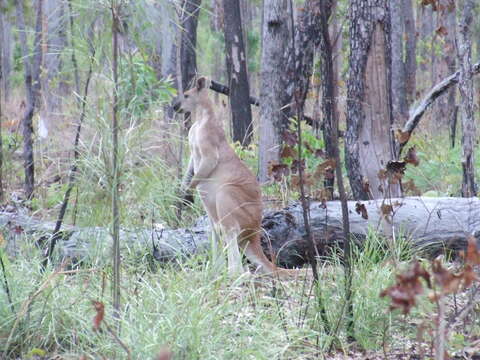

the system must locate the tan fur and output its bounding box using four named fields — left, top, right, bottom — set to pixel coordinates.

left=174, top=77, right=301, bottom=277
